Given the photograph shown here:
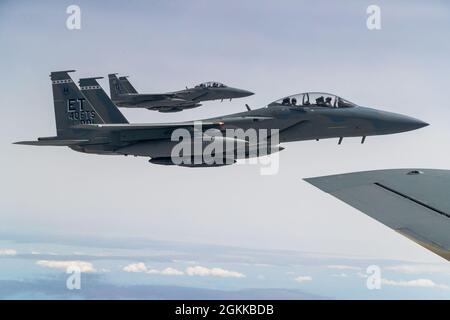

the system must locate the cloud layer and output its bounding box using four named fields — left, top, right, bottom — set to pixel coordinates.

left=327, top=265, right=361, bottom=271
left=123, top=263, right=245, bottom=278
left=0, top=249, right=17, bottom=256
left=185, top=266, right=245, bottom=278
left=382, top=278, right=449, bottom=290
left=294, top=276, right=312, bottom=283
left=386, top=264, right=450, bottom=275
left=36, top=260, right=96, bottom=273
